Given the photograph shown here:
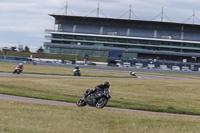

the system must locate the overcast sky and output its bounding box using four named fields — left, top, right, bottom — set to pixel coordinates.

left=0, top=0, right=200, bottom=52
